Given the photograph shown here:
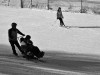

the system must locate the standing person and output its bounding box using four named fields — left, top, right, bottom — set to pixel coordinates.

left=8, top=22, right=25, bottom=56
left=57, top=7, right=65, bottom=26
